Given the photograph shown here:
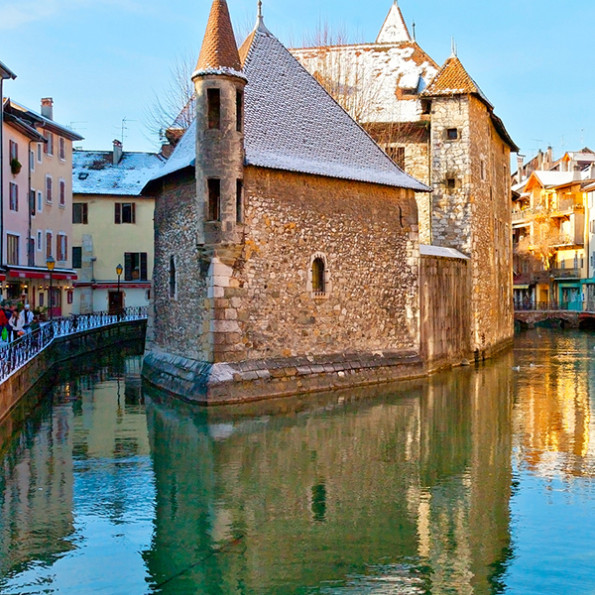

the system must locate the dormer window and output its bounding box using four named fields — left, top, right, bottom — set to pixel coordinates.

left=207, top=88, right=220, bottom=129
